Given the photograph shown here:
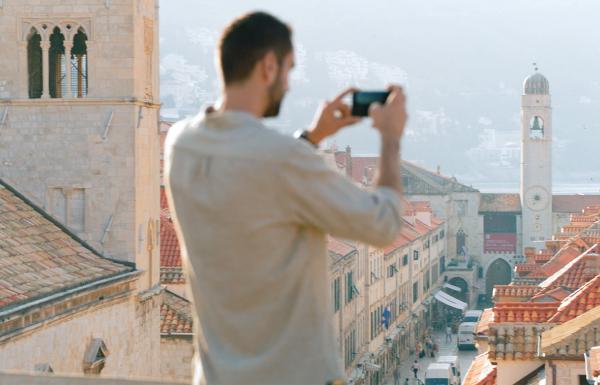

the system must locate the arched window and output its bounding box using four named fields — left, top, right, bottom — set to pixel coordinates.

left=27, top=28, right=43, bottom=99
left=49, top=27, right=65, bottom=98
left=530, top=116, right=544, bottom=139
left=71, top=28, right=88, bottom=98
